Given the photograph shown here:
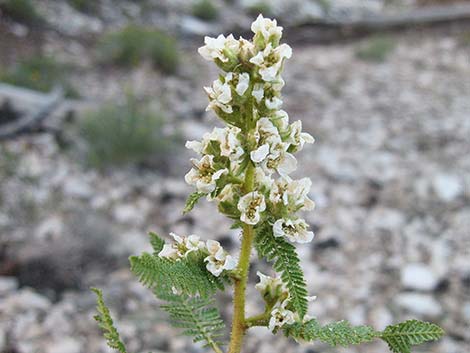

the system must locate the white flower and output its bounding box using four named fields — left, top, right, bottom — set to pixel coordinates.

left=250, top=117, right=282, bottom=163
left=271, top=110, right=289, bottom=131
left=235, top=72, right=250, bottom=96
left=287, top=120, right=315, bottom=151
left=268, top=299, right=296, bottom=332
left=158, top=233, right=205, bottom=260
left=198, top=34, right=239, bottom=63
left=265, top=96, right=283, bottom=110
left=250, top=144, right=270, bottom=163
left=261, top=148, right=297, bottom=177
left=204, top=240, right=237, bottom=276
left=251, top=14, right=283, bottom=44
left=185, top=140, right=204, bottom=154
left=220, top=127, right=244, bottom=160
left=249, top=43, right=292, bottom=82
left=237, top=191, right=266, bottom=225
left=204, top=75, right=233, bottom=114
left=254, top=167, right=274, bottom=189
left=216, top=184, right=235, bottom=203
left=256, top=271, right=285, bottom=299
left=270, top=177, right=315, bottom=211
left=185, top=155, right=228, bottom=193
left=273, top=218, right=314, bottom=243
left=251, top=83, right=264, bottom=103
